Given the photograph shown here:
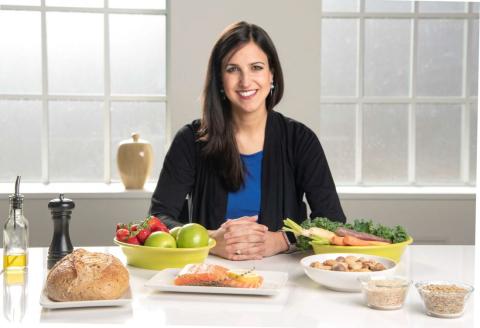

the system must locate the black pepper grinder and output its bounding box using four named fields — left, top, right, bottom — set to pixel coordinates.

left=47, top=194, right=75, bottom=269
